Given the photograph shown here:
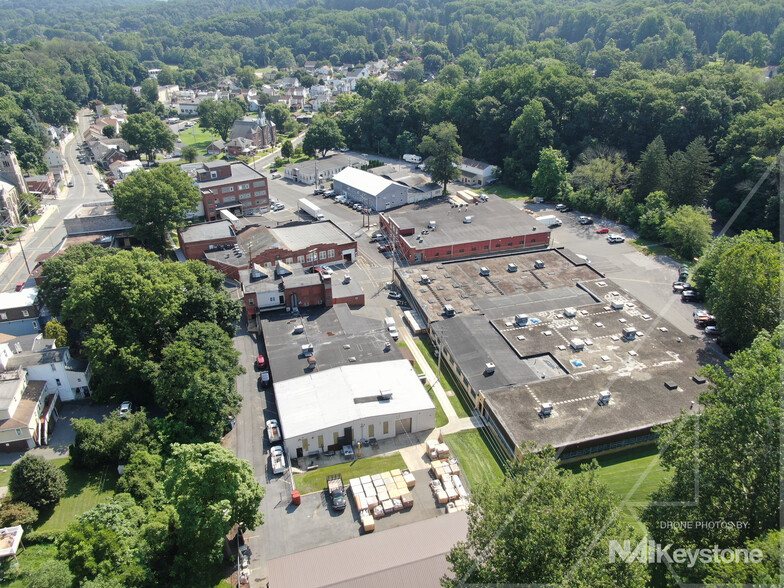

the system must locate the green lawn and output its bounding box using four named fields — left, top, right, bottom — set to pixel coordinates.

left=293, top=453, right=407, bottom=494
left=0, top=464, right=11, bottom=487
left=35, top=459, right=118, bottom=532
left=482, top=184, right=530, bottom=200
left=2, top=543, right=59, bottom=587
left=629, top=238, right=688, bottom=264
left=398, top=342, right=448, bottom=427
left=415, top=338, right=470, bottom=419
left=178, top=124, right=222, bottom=155
left=445, top=428, right=506, bottom=490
